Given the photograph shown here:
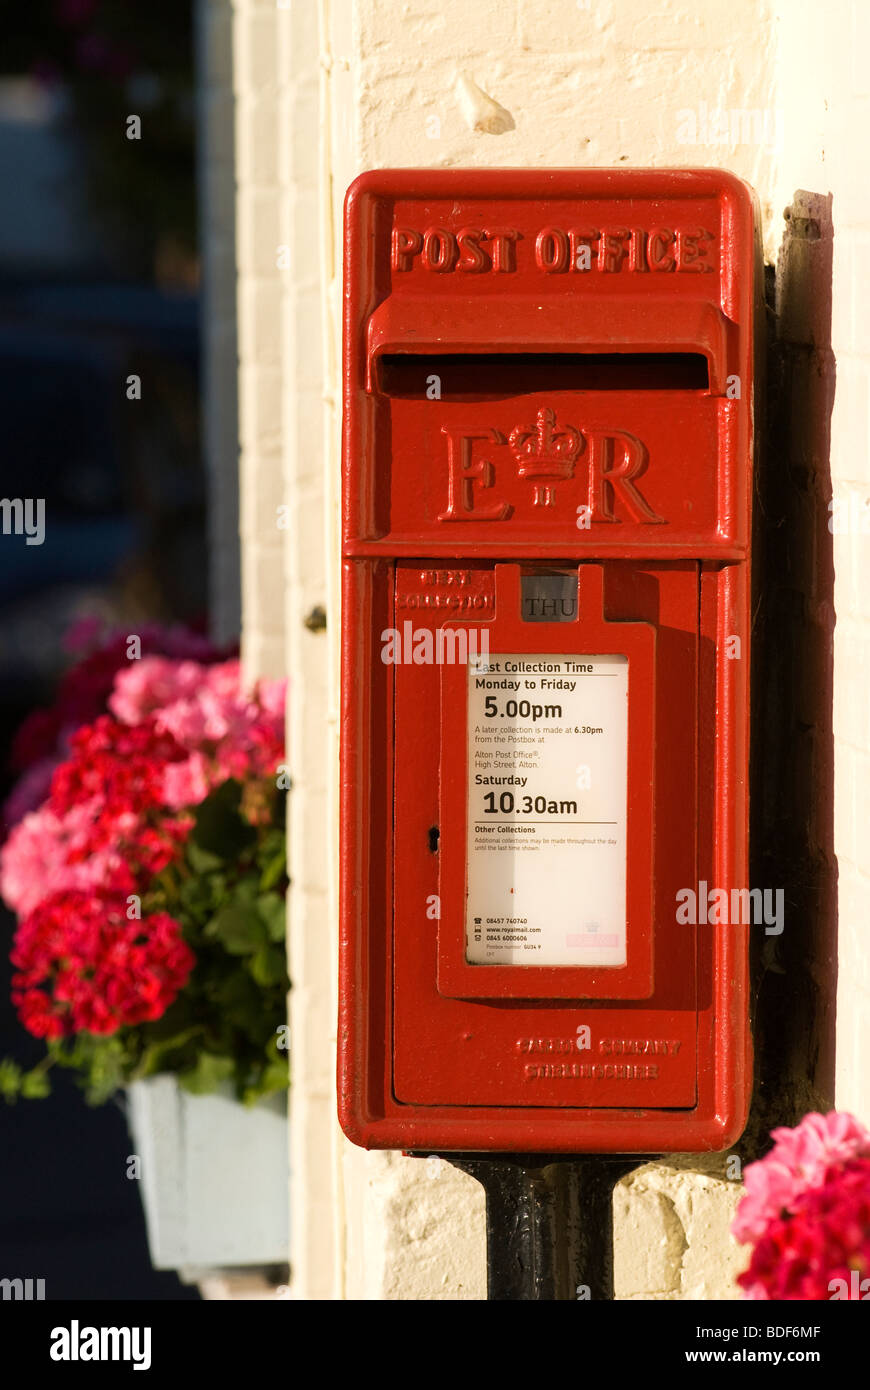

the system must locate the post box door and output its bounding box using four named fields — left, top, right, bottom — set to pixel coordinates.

left=392, top=559, right=699, bottom=1108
